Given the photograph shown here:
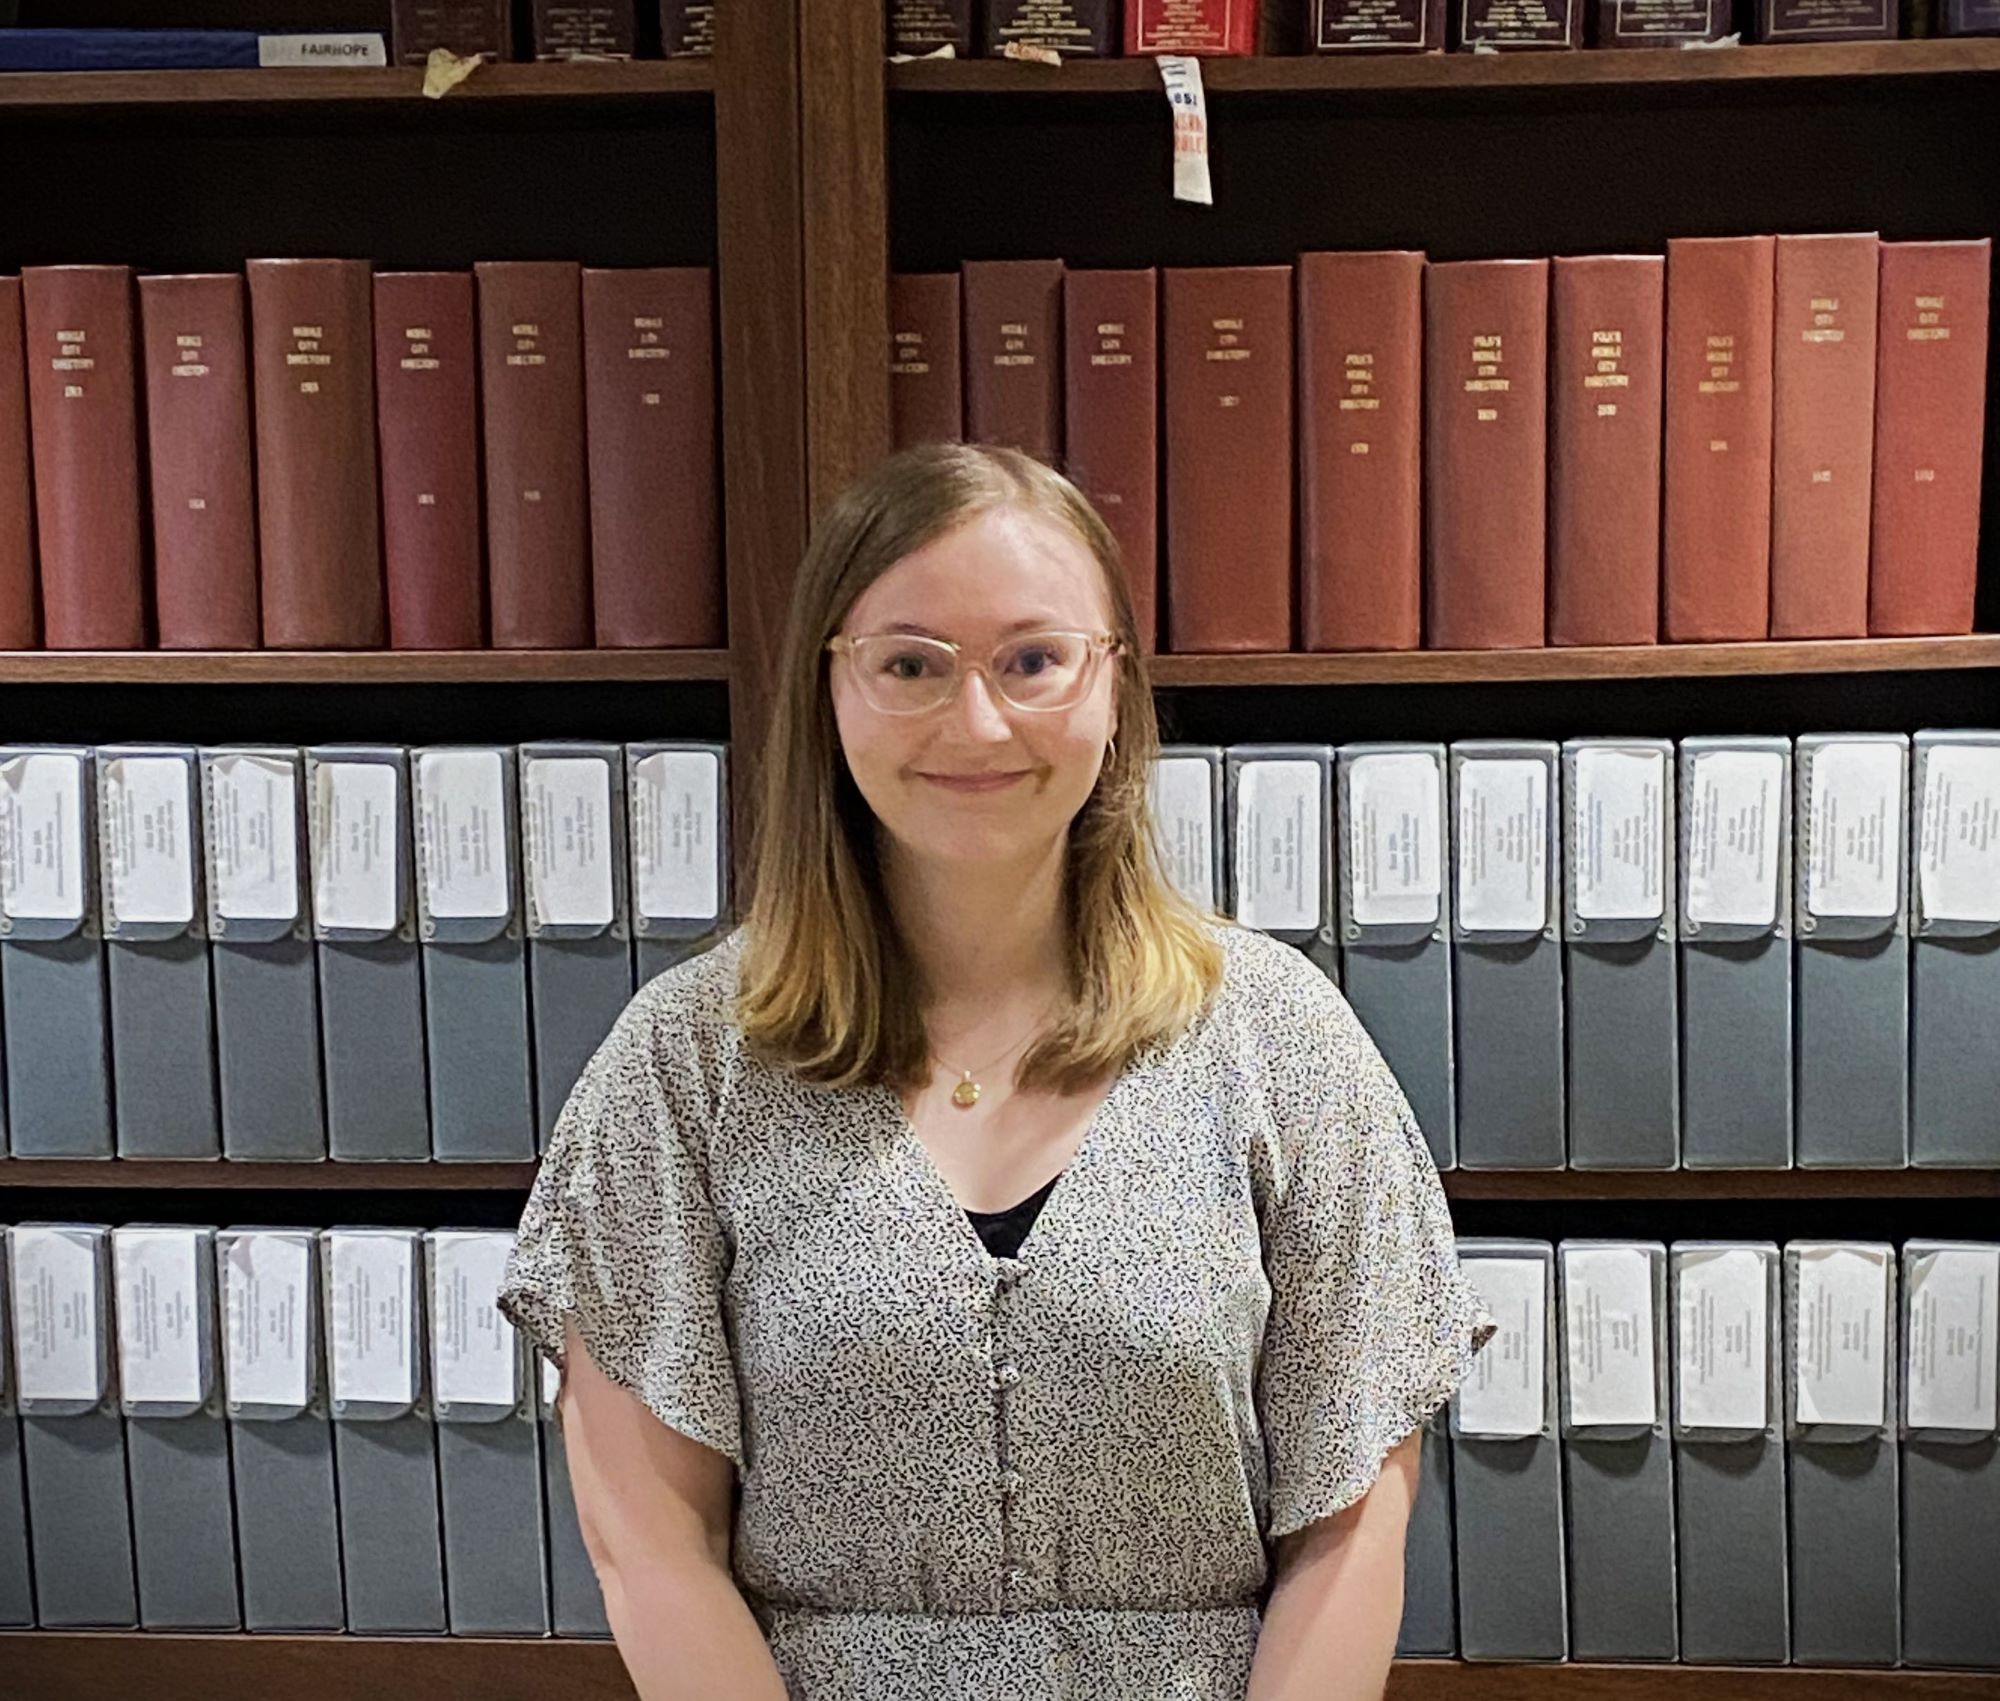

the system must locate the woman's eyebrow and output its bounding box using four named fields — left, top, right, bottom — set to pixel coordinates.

left=876, top=616, right=1071, bottom=639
